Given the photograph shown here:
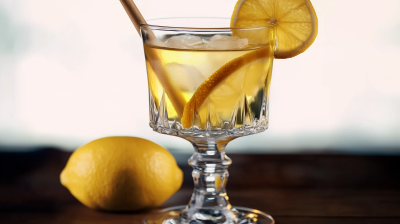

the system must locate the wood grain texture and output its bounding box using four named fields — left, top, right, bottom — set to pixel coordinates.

left=1, top=148, right=399, bottom=224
